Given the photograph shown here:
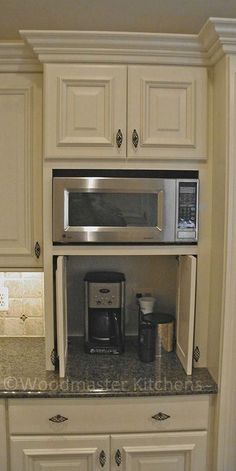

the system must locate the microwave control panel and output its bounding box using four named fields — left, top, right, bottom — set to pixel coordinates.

left=177, top=180, right=198, bottom=241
